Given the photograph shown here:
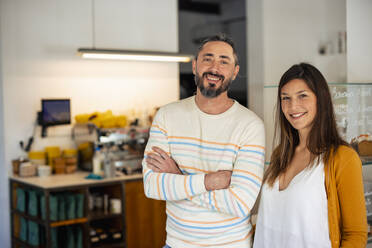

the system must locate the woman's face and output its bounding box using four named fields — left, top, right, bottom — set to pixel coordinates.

left=280, top=79, right=317, bottom=136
